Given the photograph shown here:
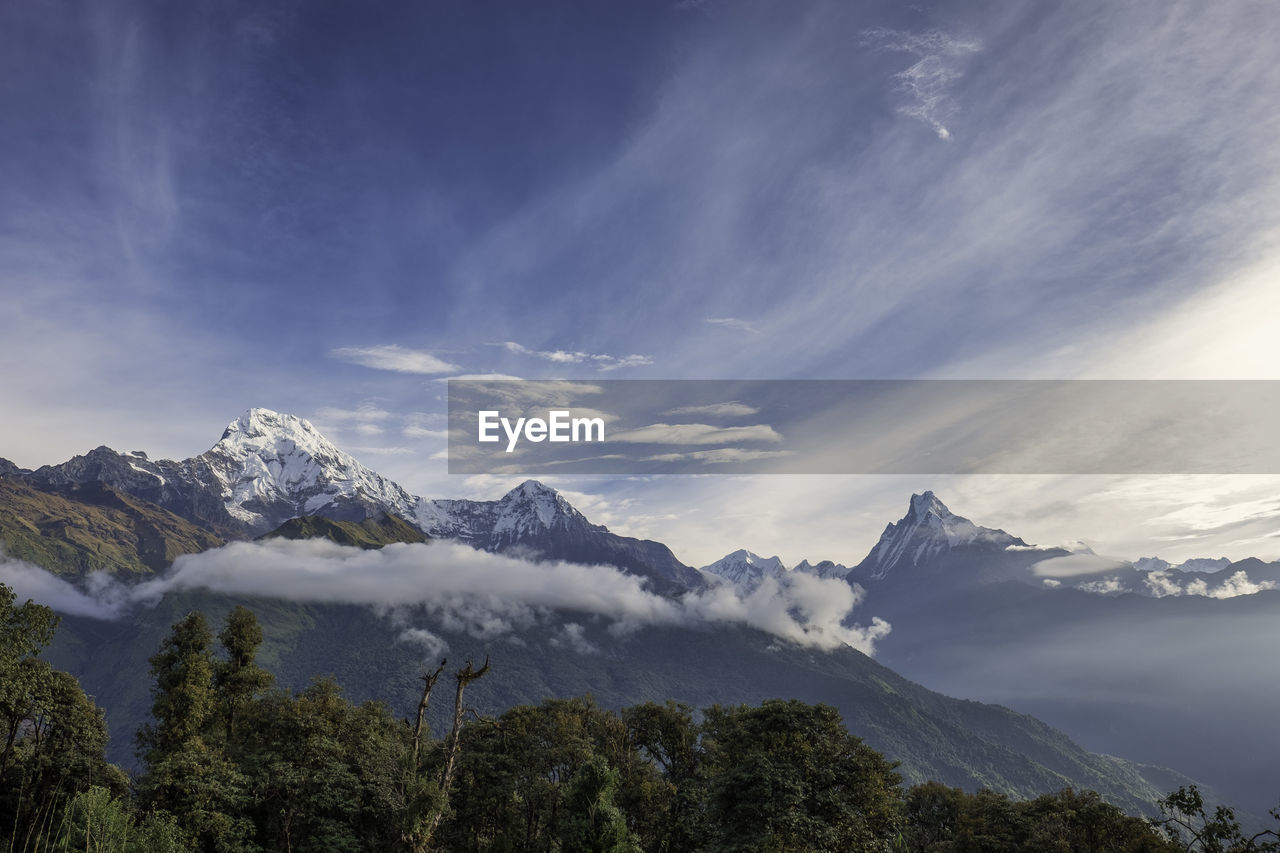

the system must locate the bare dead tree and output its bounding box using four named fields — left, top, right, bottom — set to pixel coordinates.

left=439, top=656, right=489, bottom=790
left=424, top=656, right=490, bottom=844
left=411, top=659, right=447, bottom=768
